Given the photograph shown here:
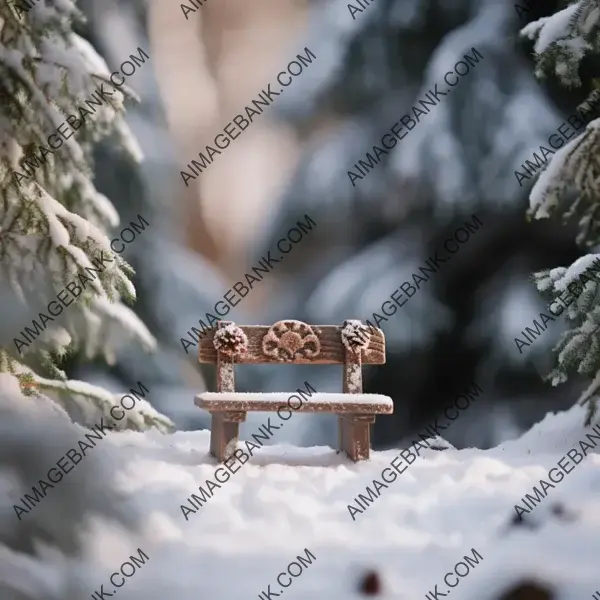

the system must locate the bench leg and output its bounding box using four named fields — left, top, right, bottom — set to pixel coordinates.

left=342, top=414, right=376, bottom=462
left=337, top=416, right=345, bottom=453
left=209, top=411, right=246, bottom=462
